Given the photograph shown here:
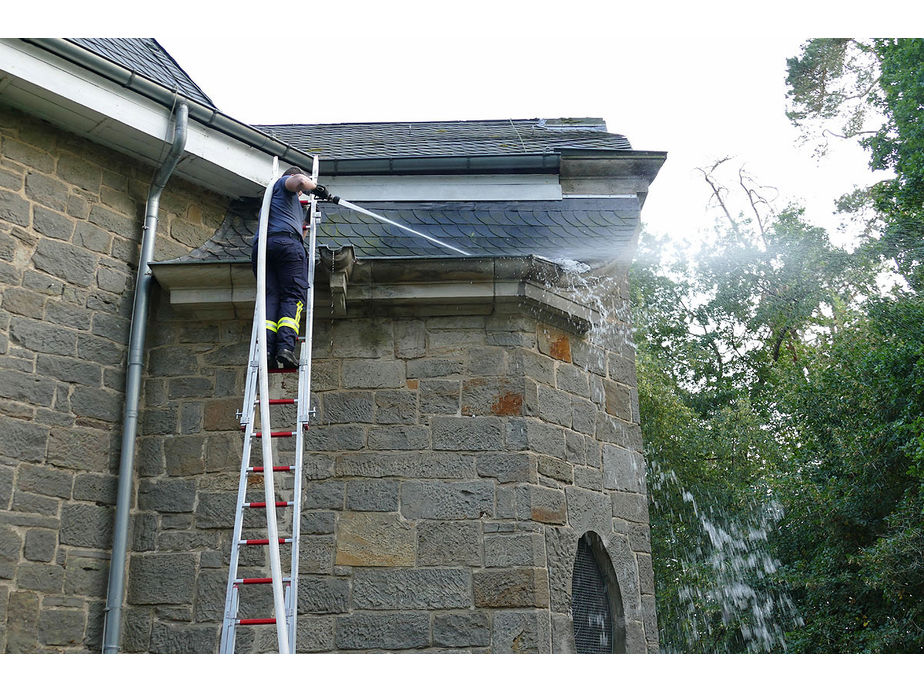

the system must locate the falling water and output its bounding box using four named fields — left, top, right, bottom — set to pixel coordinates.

left=547, top=259, right=802, bottom=653
left=648, top=460, right=803, bottom=653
